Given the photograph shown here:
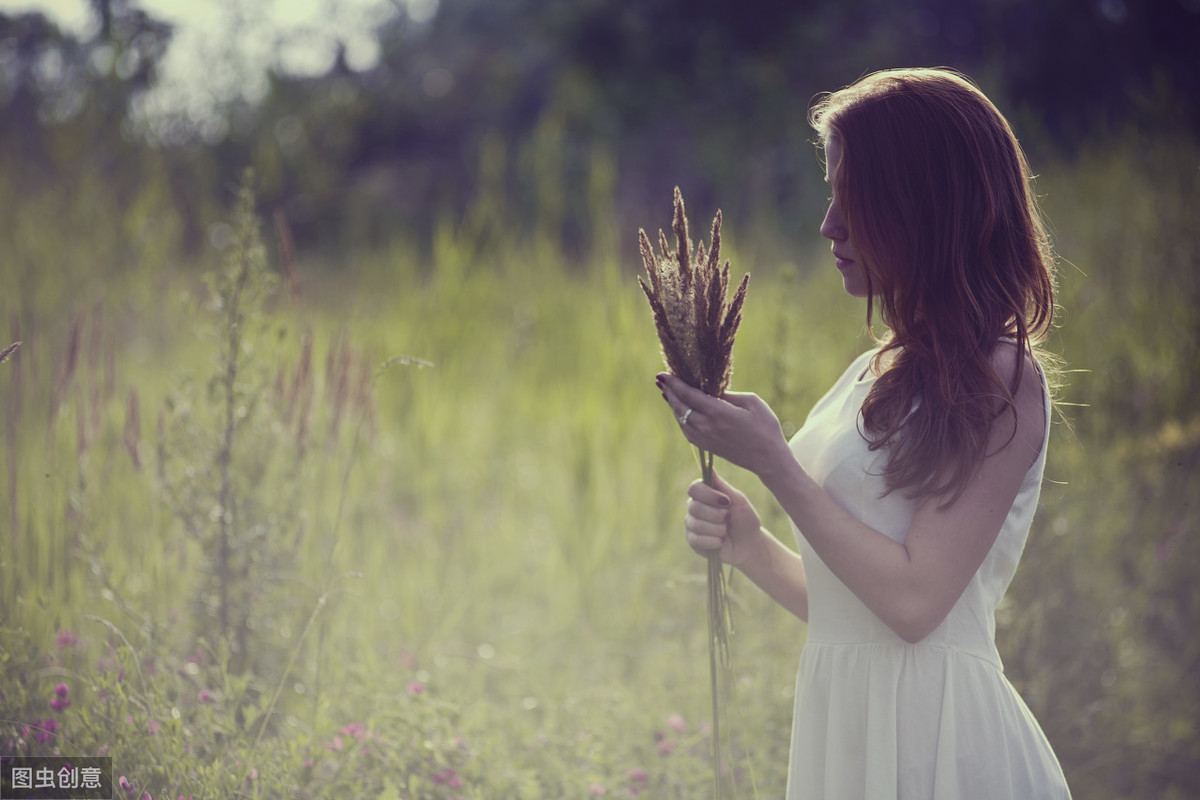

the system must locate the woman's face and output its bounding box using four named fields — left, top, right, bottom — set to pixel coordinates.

left=820, top=137, right=870, bottom=298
